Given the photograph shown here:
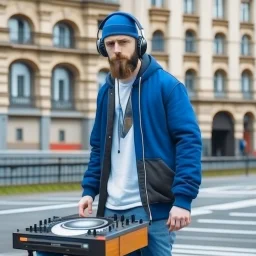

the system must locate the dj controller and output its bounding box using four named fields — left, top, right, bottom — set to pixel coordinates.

left=13, top=214, right=149, bottom=256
